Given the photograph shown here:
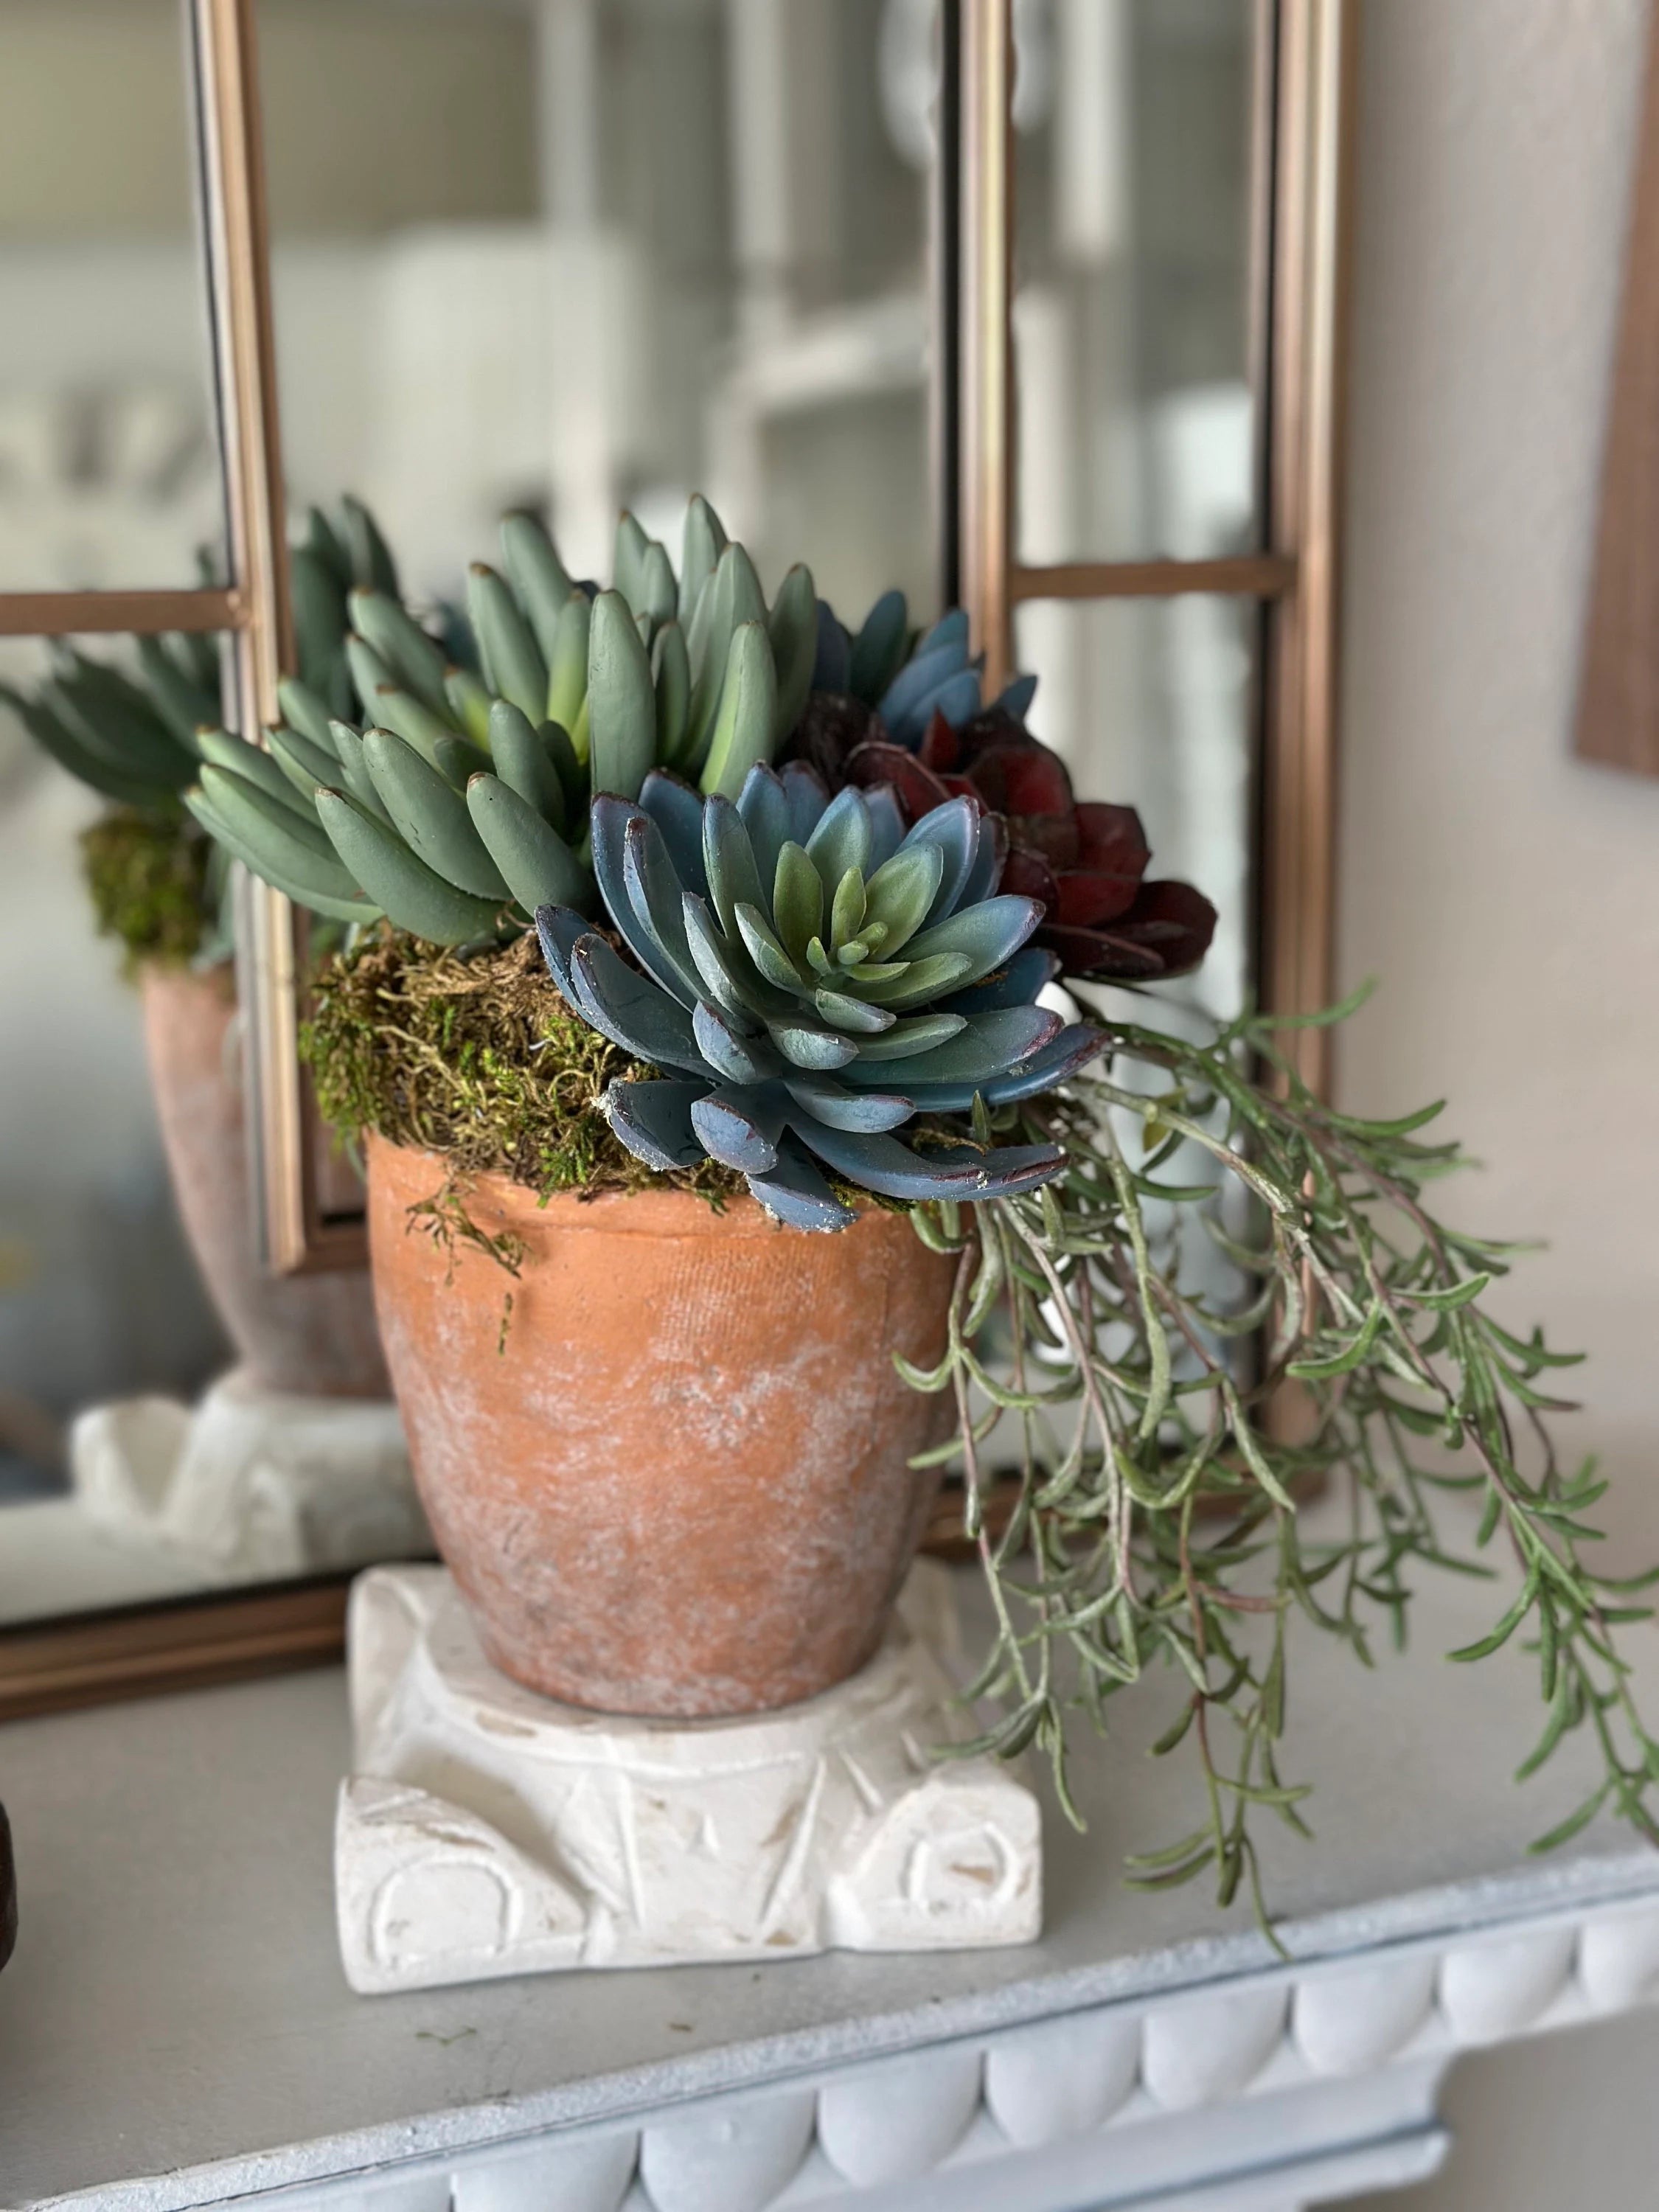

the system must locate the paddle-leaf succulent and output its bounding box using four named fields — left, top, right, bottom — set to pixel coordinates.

left=186, top=500, right=821, bottom=944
